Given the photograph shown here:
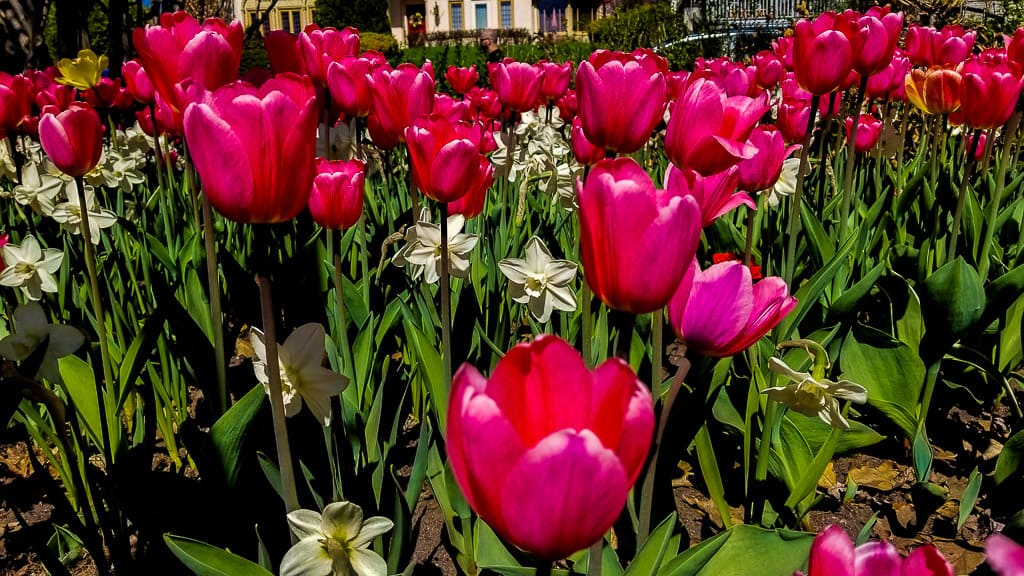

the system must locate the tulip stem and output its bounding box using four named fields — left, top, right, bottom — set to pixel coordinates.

left=783, top=94, right=820, bottom=287
left=948, top=129, right=983, bottom=265
left=752, top=397, right=780, bottom=526
left=256, top=272, right=302, bottom=519
left=330, top=229, right=354, bottom=379
left=743, top=202, right=756, bottom=267
left=978, top=110, right=1021, bottom=280
left=896, top=104, right=910, bottom=196
left=441, top=203, right=453, bottom=388
left=408, top=156, right=421, bottom=220
left=74, top=177, right=115, bottom=470
left=638, top=353, right=690, bottom=545
left=588, top=540, right=603, bottom=576
left=840, top=78, right=868, bottom=242
left=201, top=192, right=228, bottom=415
